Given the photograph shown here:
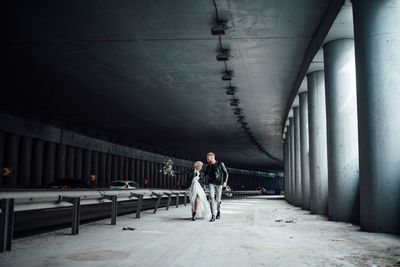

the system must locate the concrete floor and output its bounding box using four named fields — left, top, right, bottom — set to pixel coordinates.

left=1, top=196, right=399, bottom=267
